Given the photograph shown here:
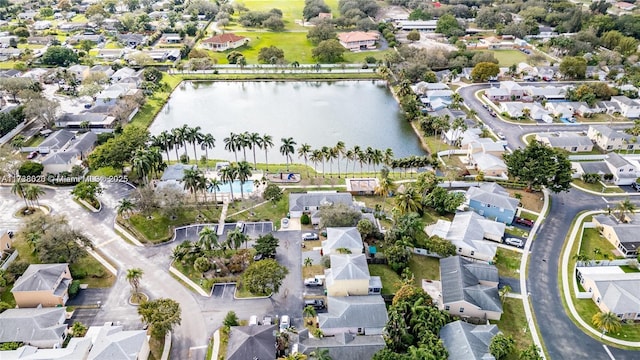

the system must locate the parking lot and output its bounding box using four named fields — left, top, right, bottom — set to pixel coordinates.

left=219, top=222, right=274, bottom=238
left=66, top=288, right=110, bottom=327
left=173, top=224, right=217, bottom=242
left=211, top=283, right=236, bottom=300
